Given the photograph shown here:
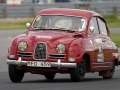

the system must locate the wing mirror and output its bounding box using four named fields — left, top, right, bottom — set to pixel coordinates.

left=89, top=26, right=94, bottom=33
left=26, top=23, right=30, bottom=29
